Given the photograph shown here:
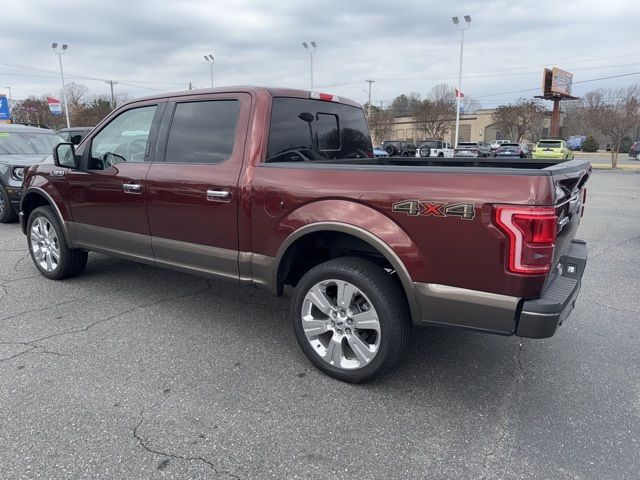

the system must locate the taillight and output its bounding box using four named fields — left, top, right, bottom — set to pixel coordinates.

left=494, top=206, right=558, bottom=275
